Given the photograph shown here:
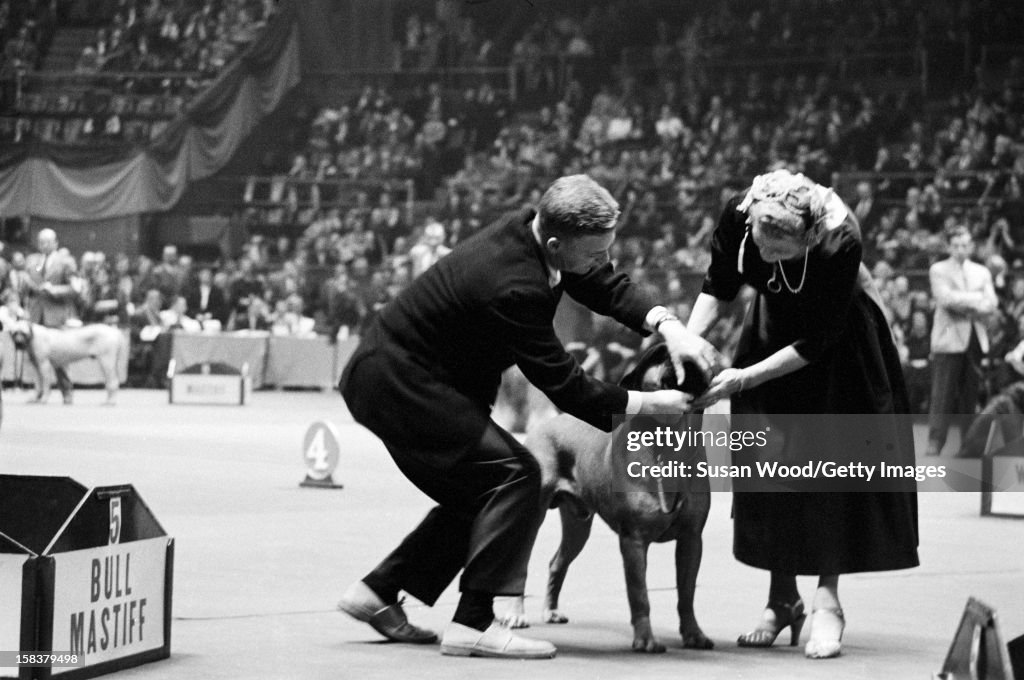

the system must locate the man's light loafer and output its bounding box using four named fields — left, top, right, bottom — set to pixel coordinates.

left=338, top=581, right=437, bottom=644
left=440, top=621, right=557, bottom=659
